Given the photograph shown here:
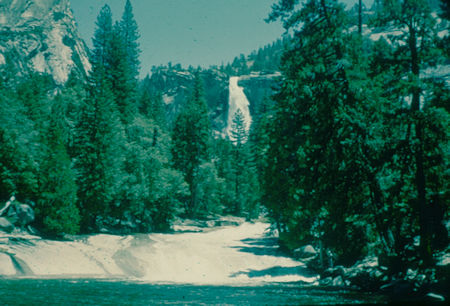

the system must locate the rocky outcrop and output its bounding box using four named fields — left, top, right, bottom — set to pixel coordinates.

left=295, top=243, right=449, bottom=303
left=293, top=245, right=317, bottom=259
left=238, top=72, right=280, bottom=117
left=146, top=68, right=229, bottom=133
left=0, top=197, right=35, bottom=233
left=0, top=0, right=90, bottom=84
left=0, top=217, right=14, bottom=233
